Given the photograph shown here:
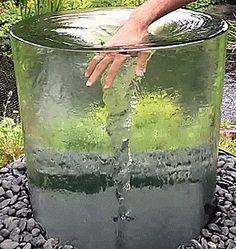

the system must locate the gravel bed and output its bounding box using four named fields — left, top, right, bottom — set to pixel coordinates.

left=222, top=59, right=236, bottom=122
left=0, top=151, right=236, bottom=249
